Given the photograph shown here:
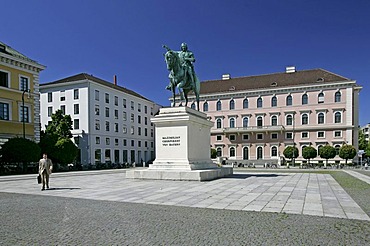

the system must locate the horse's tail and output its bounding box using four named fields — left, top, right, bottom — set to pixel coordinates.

left=194, top=74, right=200, bottom=98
